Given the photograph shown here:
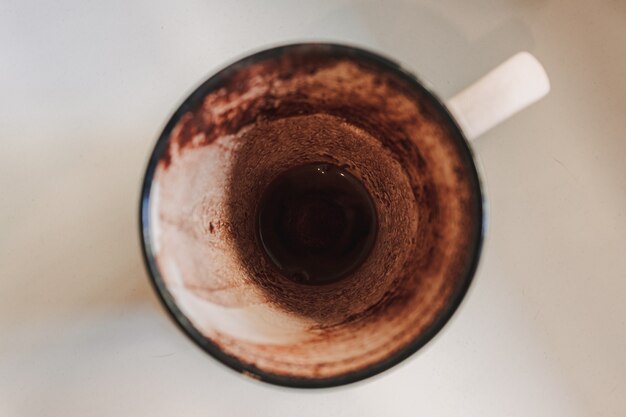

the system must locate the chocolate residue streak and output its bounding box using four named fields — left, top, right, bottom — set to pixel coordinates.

left=150, top=45, right=481, bottom=381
